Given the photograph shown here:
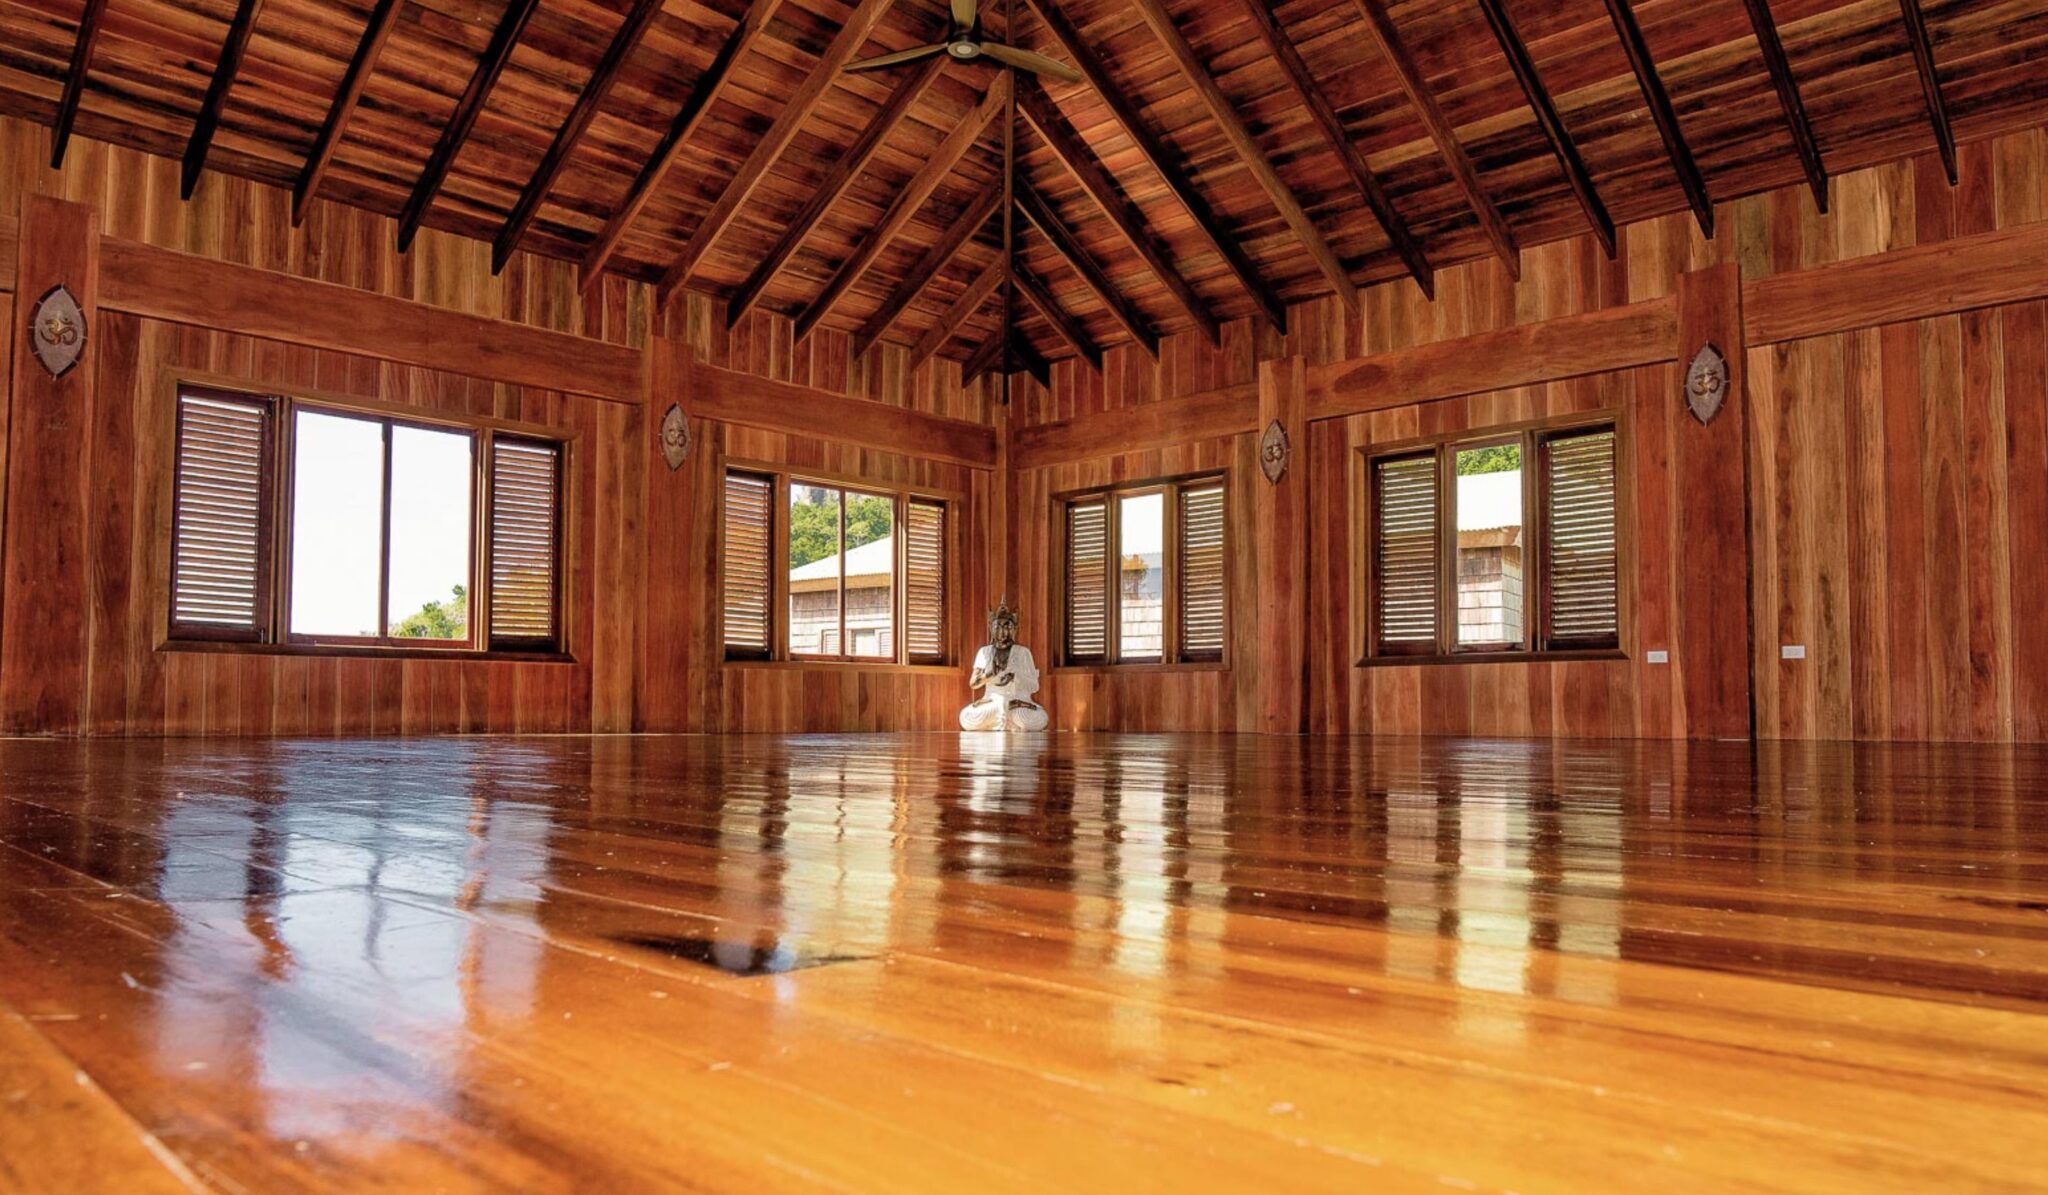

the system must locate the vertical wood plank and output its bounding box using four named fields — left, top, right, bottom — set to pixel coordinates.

left=1675, top=263, right=1753, bottom=739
